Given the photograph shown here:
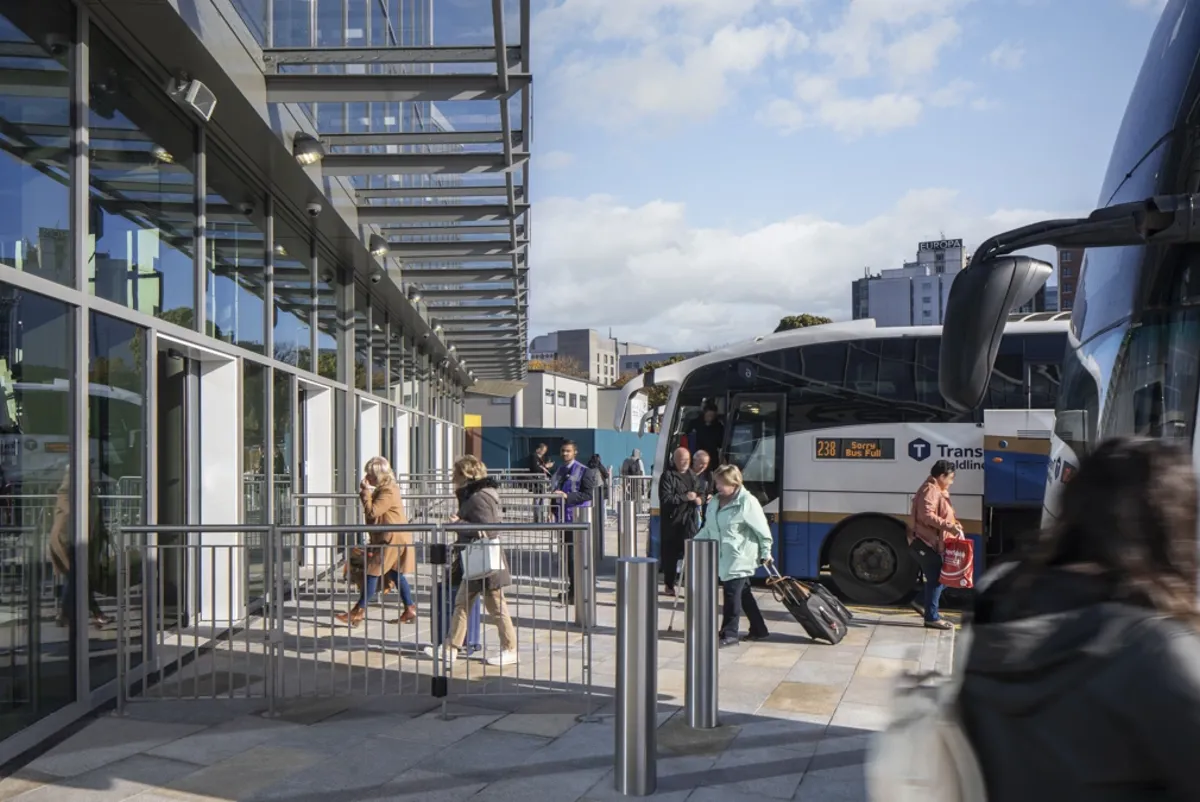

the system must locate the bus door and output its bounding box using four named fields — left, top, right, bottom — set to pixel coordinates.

left=723, top=394, right=785, bottom=571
